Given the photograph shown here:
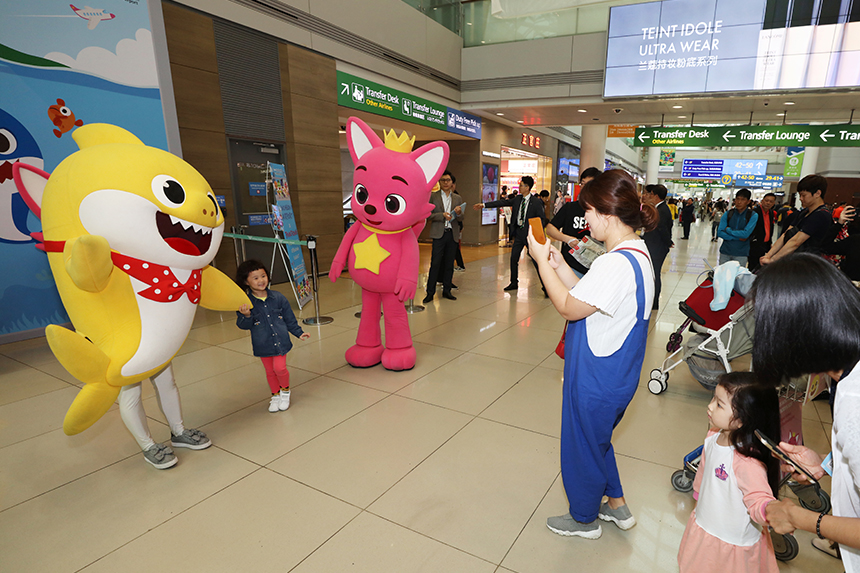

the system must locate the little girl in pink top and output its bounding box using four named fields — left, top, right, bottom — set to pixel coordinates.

left=678, top=372, right=780, bottom=573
